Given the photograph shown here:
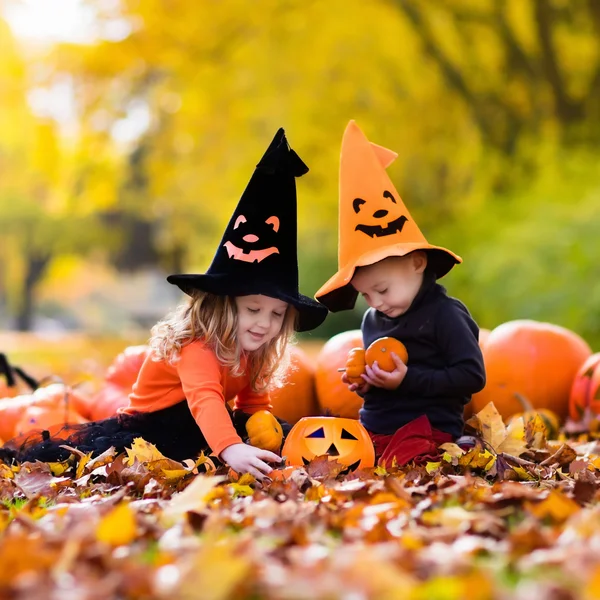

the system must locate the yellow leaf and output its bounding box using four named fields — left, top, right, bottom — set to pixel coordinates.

left=125, top=438, right=168, bottom=466
left=161, top=468, right=190, bottom=483
left=180, top=537, right=251, bottom=600
left=374, top=465, right=388, bottom=476
left=512, top=466, right=535, bottom=481
left=498, top=417, right=527, bottom=457
left=162, top=475, right=225, bottom=525
left=473, top=402, right=506, bottom=450
left=48, top=462, right=69, bottom=476
left=0, top=464, right=15, bottom=480
left=229, top=482, right=254, bottom=497
left=527, top=490, right=581, bottom=523
left=96, top=503, right=137, bottom=546
left=75, top=452, right=93, bottom=479
left=439, top=442, right=466, bottom=459
left=425, top=461, right=441, bottom=474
